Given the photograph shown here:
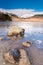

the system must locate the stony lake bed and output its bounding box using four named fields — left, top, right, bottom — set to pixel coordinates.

left=0, top=21, right=43, bottom=65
